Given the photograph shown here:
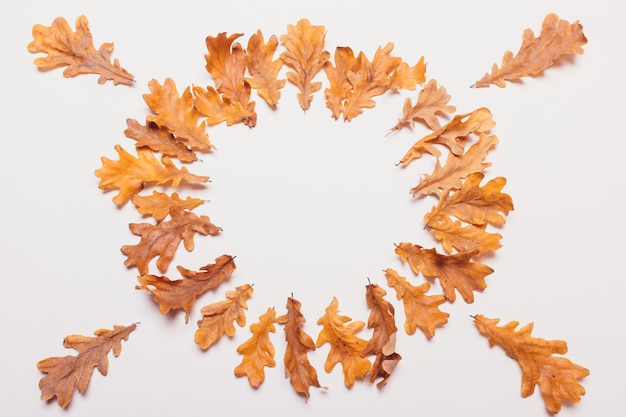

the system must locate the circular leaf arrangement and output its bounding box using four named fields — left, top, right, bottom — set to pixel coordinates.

left=30, top=15, right=589, bottom=414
